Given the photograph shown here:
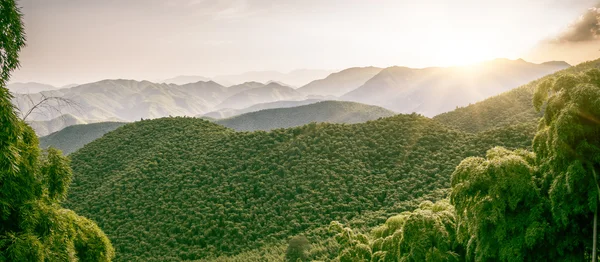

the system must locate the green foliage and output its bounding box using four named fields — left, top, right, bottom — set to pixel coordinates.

left=285, top=235, right=310, bottom=262
left=39, top=122, right=127, bottom=155
left=40, top=148, right=72, bottom=201
left=330, top=200, right=460, bottom=262
left=0, top=0, right=26, bottom=87
left=66, top=112, right=531, bottom=261
left=533, top=68, right=600, bottom=257
left=0, top=1, right=114, bottom=260
left=450, top=147, right=555, bottom=261
left=215, top=100, right=396, bottom=132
